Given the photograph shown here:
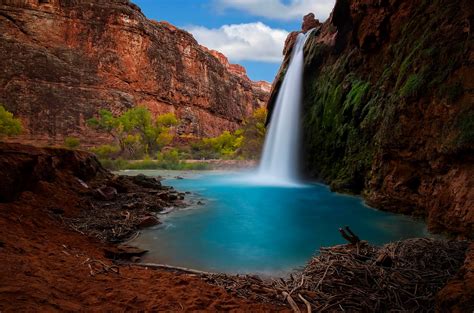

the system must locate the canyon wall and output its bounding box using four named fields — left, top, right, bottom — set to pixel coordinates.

left=269, top=0, right=473, bottom=237
left=0, top=0, right=270, bottom=145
